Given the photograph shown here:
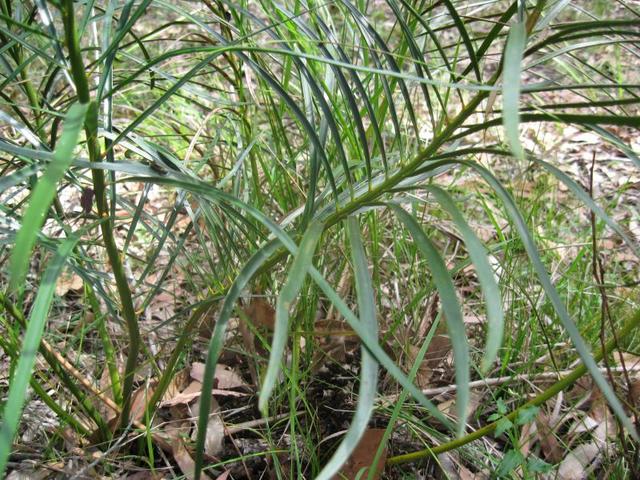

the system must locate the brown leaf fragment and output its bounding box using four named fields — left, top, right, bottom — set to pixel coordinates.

left=536, top=411, right=564, bottom=463
left=173, top=440, right=213, bottom=480
left=244, top=298, right=275, bottom=330
left=405, top=344, right=433, bottom=389
left=80, top=187, right=94, bottom=214
left=190, top=396, right=224, bottom=459
left=586, top=389, right=617, bottom=443
left=613, top=351, right=640, bottom=370
left=162, top=368, right=191, bottom=404
left=630, top=379, right=640, bottom=409
left=190, top=362, right=247, bottom=390
left=332, top=428, right=387, bottom=480
left=55, top=271, right=83, bottom=296
left=557, top=442, right=600, bottom=480
left=131, top=384, right=156, bottom=422
left=162, top=380, right=203, bottom=407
